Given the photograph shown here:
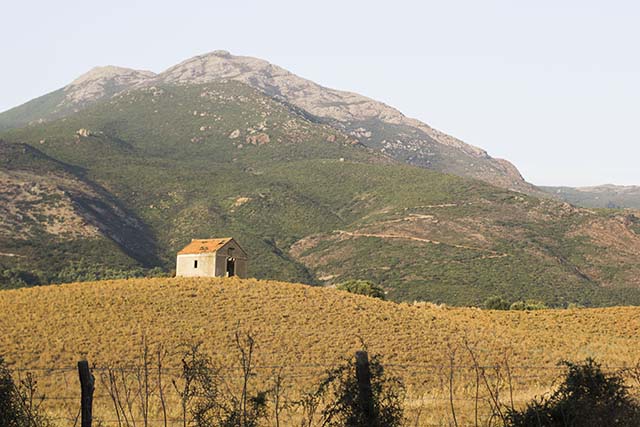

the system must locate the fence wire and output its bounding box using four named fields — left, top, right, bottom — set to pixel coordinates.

left=8, top=360, right=640, bottom=427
